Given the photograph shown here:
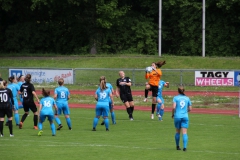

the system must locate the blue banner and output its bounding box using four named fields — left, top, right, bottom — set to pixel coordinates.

left=234, top=71, right=240, bottom=86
